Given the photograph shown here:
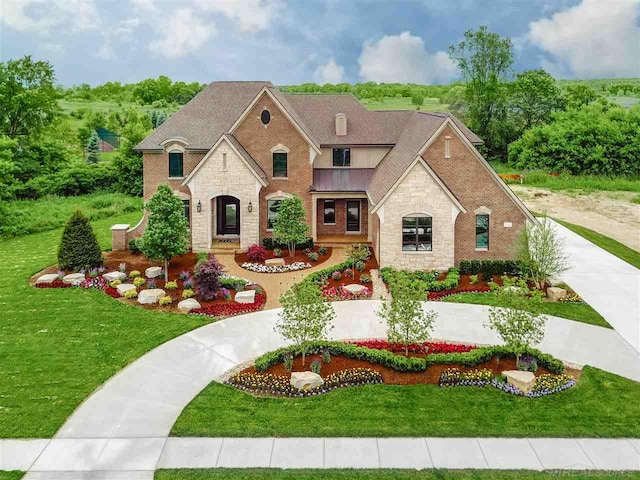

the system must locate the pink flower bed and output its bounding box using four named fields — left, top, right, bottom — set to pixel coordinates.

left=189, top=293, right=266, bottom=318
left=322, top=285, right=372, bottom=301
left=349, top=339, right=477, bottom=354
